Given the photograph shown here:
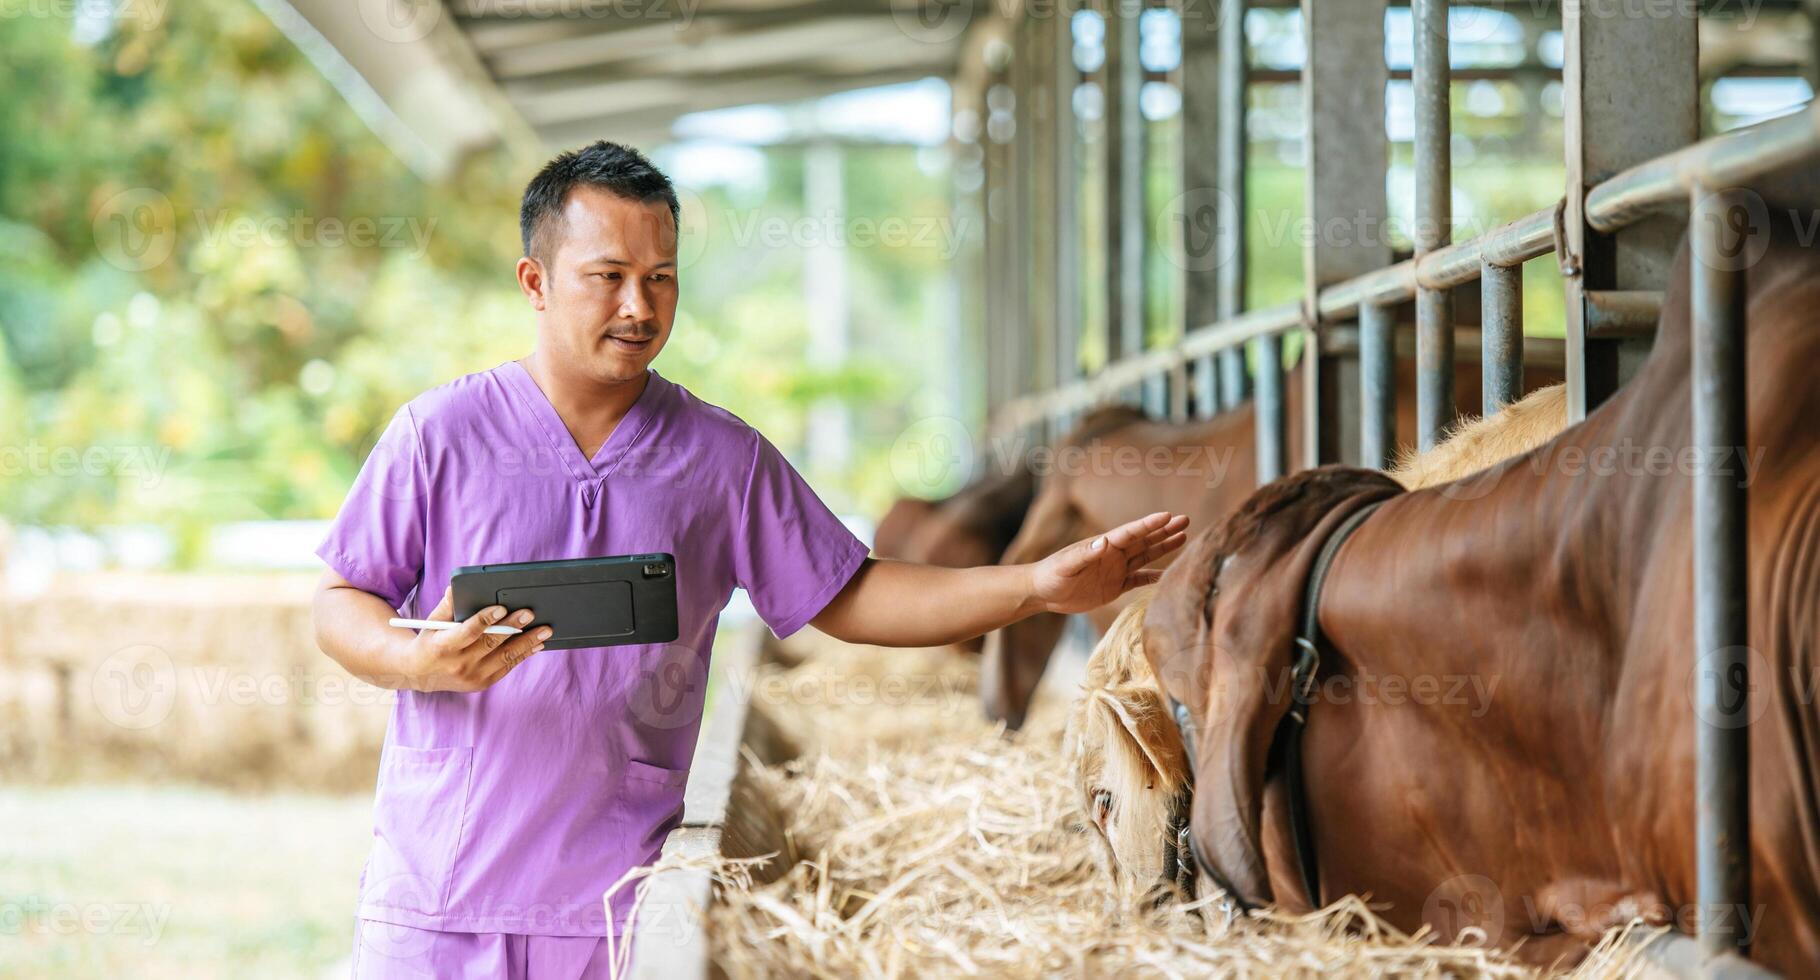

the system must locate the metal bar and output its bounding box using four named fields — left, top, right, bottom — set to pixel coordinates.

left=1481, top=260, right=1523, bottom=414
left=1216, top=0, right=1250, bottom=408
left=1585, top=289, right=1664, bottom=339
left=1026, top=9, right=1059, bottom=404
left=1300, top=0, right=1387, bottom=467
left=1254, top=334, right=1284, bottom=483
left=1181, top=0, right=1221, bottom=414
left=1560, top=0, right=1697, bottom=421
left=989, top=109, right=1820, bottom=436
left=1691, top=186, right=1751, bottom=959
left=1104, top=0, right=1145, bottom=361
left=1053, top=0, right=1082, bottom=392
left=983, top=77, right=1010, bottom=415
left=1412, top=0, right=1453, bottom=450
left=1359, top=302, right=1396, bottom=469
left=1625, top=928, right=1781, bottom=980
left=1587, top=103, right=1820, bottom=234
left=1193, top=353, right=1219, bottom=418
